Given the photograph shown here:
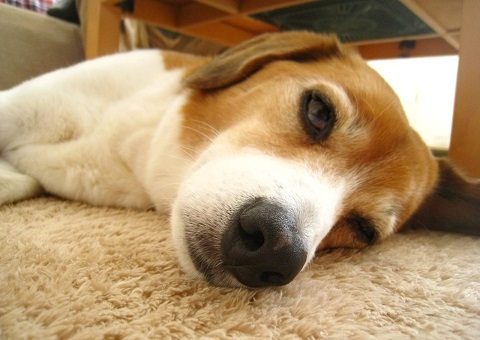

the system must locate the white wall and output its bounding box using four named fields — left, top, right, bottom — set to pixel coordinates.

left=369, top=56, right=458, bottom=149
